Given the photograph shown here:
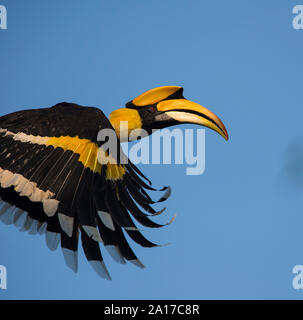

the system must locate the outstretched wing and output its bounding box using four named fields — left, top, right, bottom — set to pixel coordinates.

left=0, top=102, right=172, bottom=279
